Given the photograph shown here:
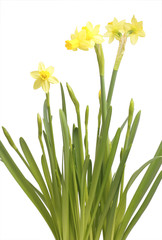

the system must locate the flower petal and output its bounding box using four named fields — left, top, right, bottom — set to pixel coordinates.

left=42, top=80, right=50, bottom=93
left=104, top=32, right=109, bottom=37
left=78, top=29, right=86, bottom=40
left=138, top=30, right=145, bottom=37
left=93, top=25, right=100, bottom=34
left=38, top=62, right=45, bottom=72
left=33, top=78, right=42, bottom=89
left=113, top=17, right=118, bottom=24
left=131, top=15, right=137, bottom=25
left=30, top=71, right=40, bottom=79
left=130, top=34, right=138, bottom=45
left=86, top=22, right=93, bottom=31
left=48, top=76, right=59, bottom=84
left=46, top=66, right=54, bottom=76
left=79, top=40, right=94, bottom=50
left=109, top=35, right=114, bottom=43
